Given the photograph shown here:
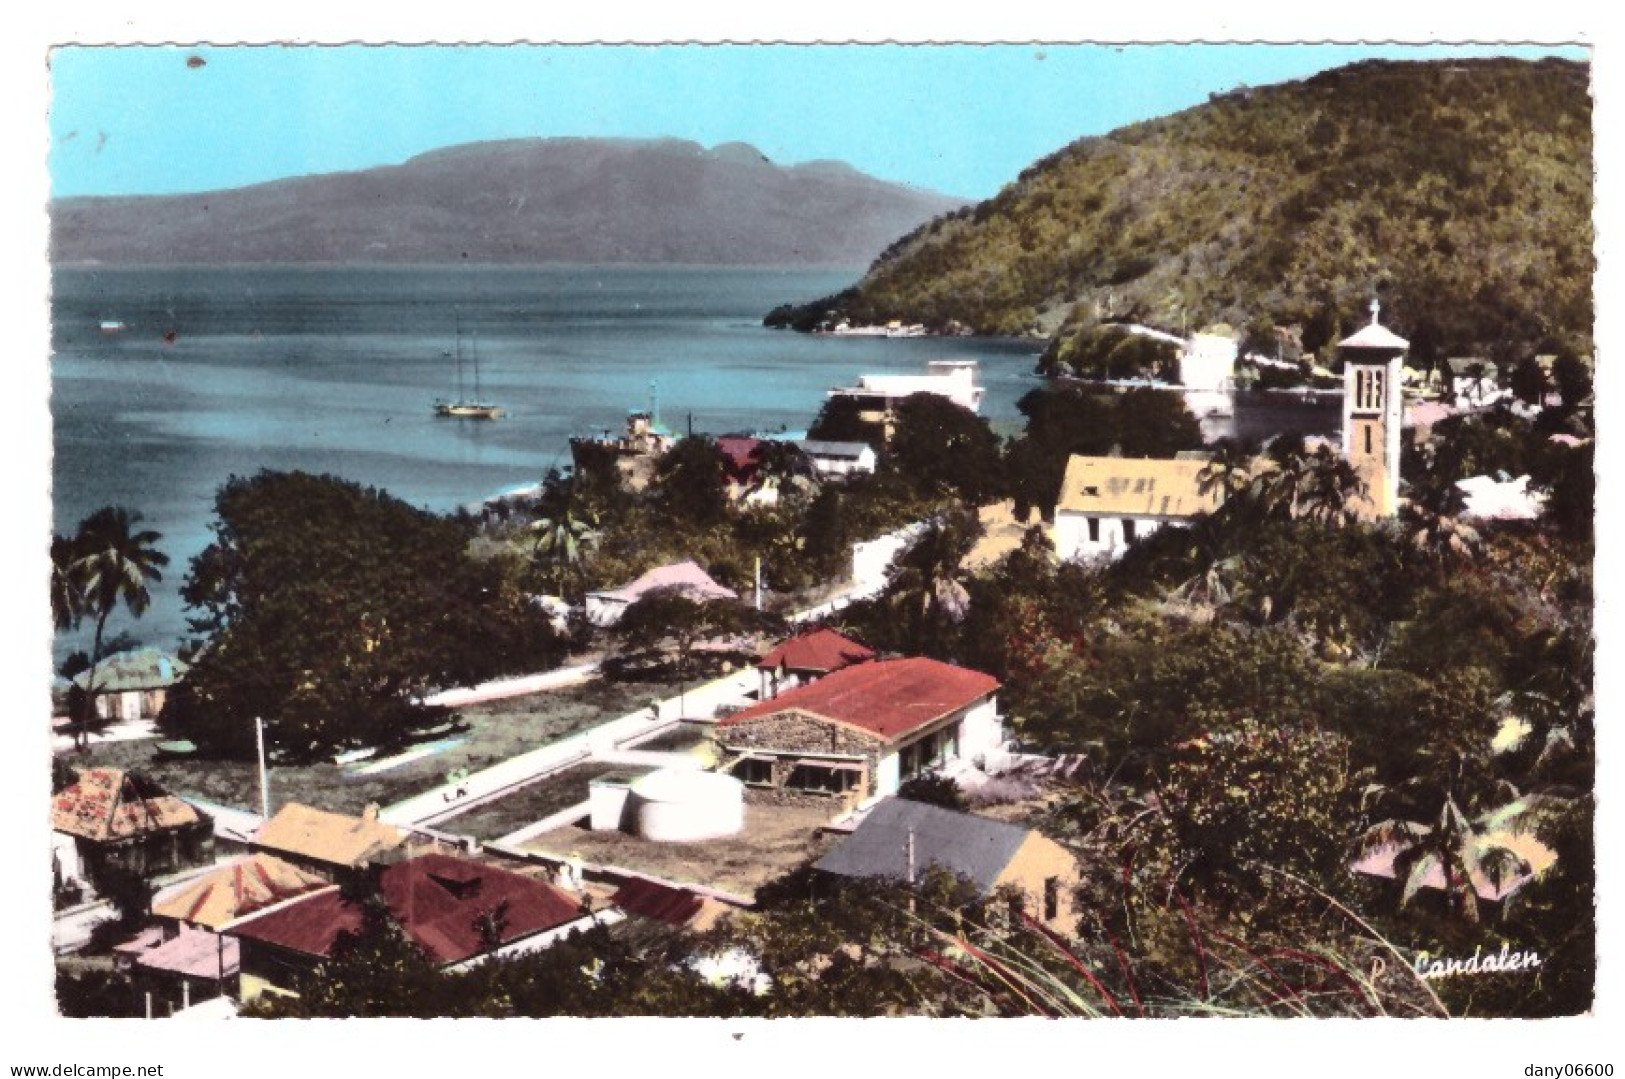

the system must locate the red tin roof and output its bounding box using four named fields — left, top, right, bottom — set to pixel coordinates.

left=716, top=437, right=765, bottom=483
left=229, top=853, right=583, bottom=965
left=757, top=628, right=876, bottom=675
left=722, top=656, right=998, bottom=743
left=611, top=877, right=706, bottom=927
